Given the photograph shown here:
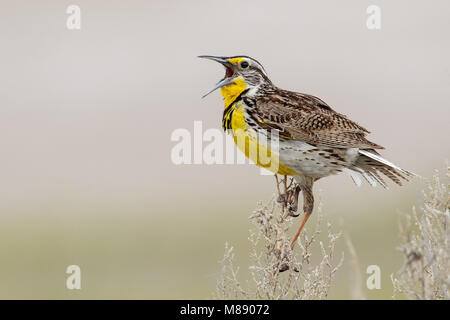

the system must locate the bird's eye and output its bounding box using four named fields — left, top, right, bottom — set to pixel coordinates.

left=240, top=61, right=249, bottom=68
